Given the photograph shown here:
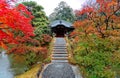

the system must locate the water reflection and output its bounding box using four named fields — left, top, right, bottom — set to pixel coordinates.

left=0, top=51, right=14, bottom=78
